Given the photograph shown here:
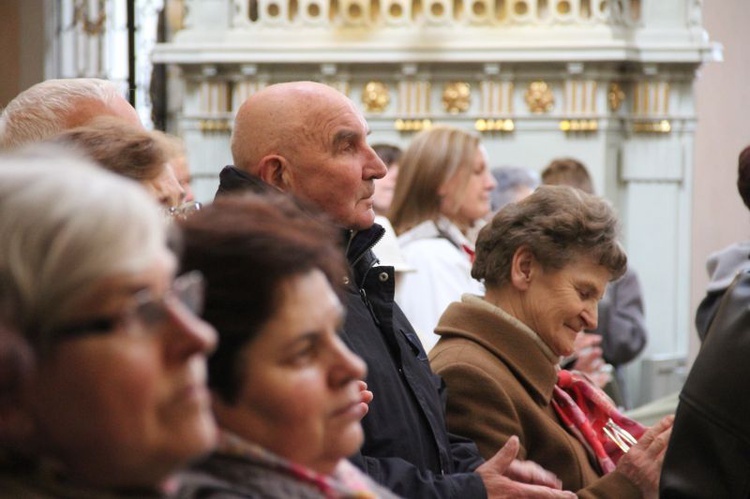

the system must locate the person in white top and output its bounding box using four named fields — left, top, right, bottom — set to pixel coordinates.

left=389, top=126, right=496, bottom=351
